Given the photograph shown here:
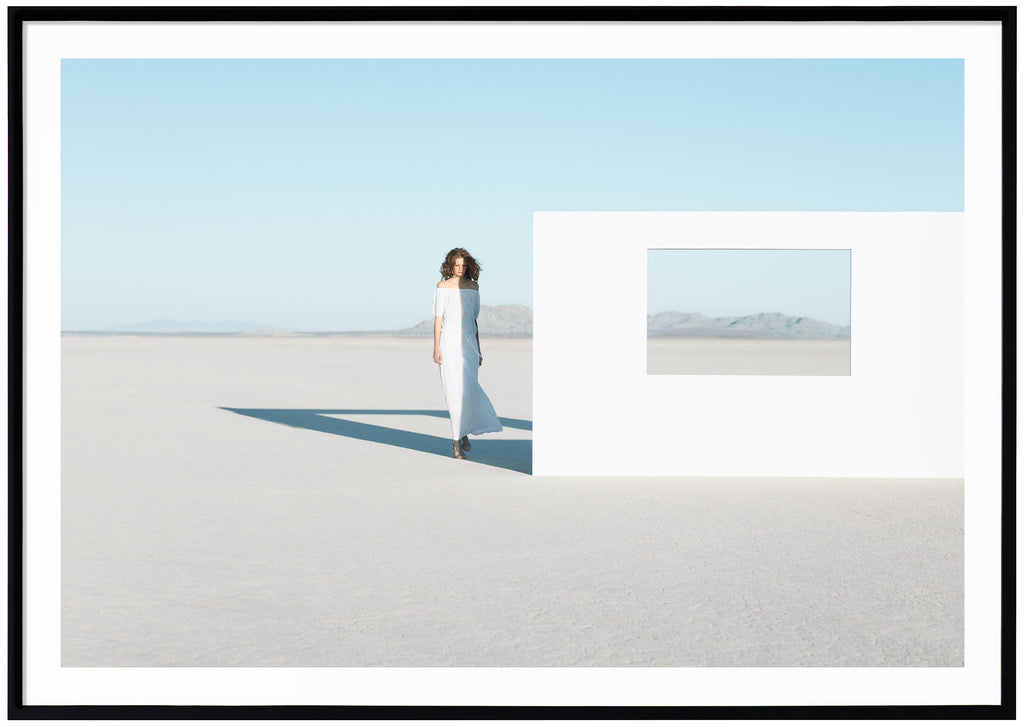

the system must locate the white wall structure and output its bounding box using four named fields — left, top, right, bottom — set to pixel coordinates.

left=534, top=212, right=964, bottom=478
